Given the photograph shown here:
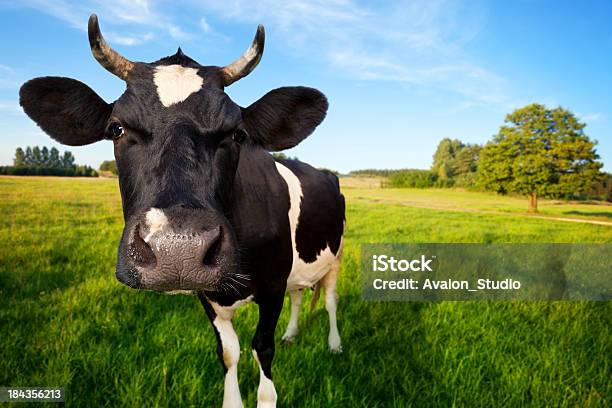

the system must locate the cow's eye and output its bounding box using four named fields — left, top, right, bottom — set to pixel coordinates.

left=107, top=122, right=125, bottom=140
left=232, top=129, right=247, bottom=144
